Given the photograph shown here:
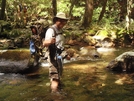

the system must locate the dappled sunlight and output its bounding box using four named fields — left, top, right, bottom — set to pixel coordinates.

left=115, top=74, right=134, bottom=85
left=64, top=60, right=108, bottom=69
left=98, top=74, right=107, bottom=80
left=115, top=77, right=127, bottom=85
left=64, top=62, right=106, bottom=74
